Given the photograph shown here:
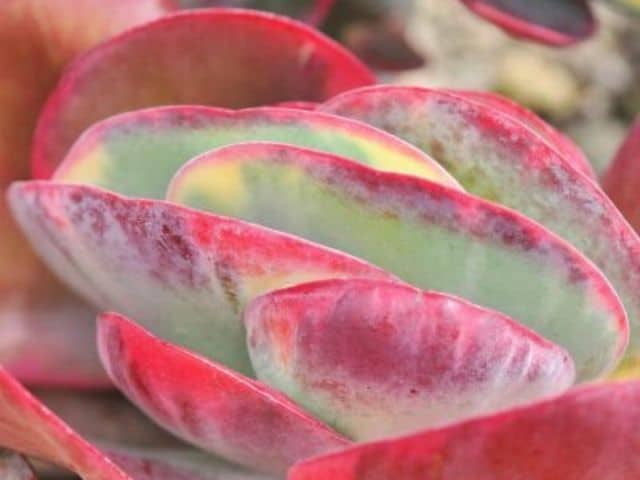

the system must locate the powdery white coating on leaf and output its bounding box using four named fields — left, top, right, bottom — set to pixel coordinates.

left=245, top=279, right=575, bottom=441
left=8, top=181, right=393, bottom=376
left=321, top=85, right=640, bottom=366
left=98, top=312, right=350, bottom=475
left=167, top=142, right=627, bottom=380
left=289, top=380, right=640, bottom=480
left=445, top=90, right=594, bottom=179
left=52, top=105, right=460, bottom=199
